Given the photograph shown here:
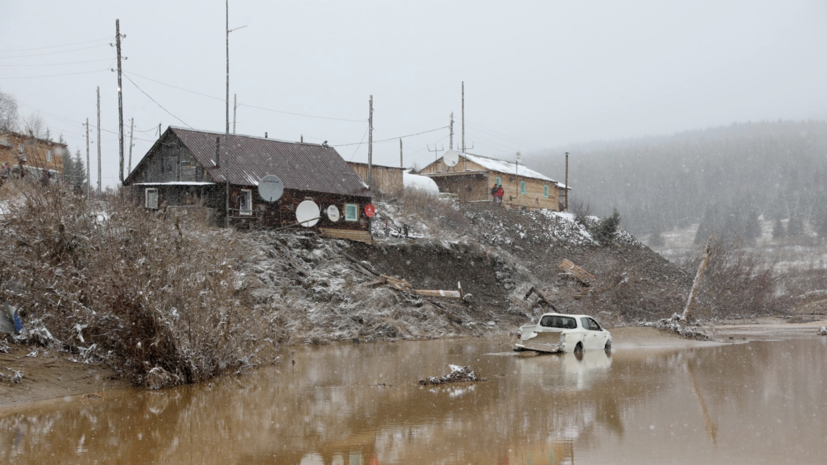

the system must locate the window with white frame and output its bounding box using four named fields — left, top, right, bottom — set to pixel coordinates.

left=345, top=203, right=358, bottom=222
left=240, top=189, right=252, bottom=216
left=46, top=150, right=52, bottom=162
left=145, top=188, right=159, bottom=209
